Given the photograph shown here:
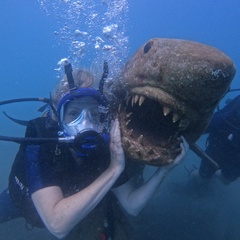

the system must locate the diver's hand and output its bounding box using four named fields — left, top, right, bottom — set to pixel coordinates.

left=109, top=118, right=125, bottom=172
left=162, top=136, right=189, bottom=172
